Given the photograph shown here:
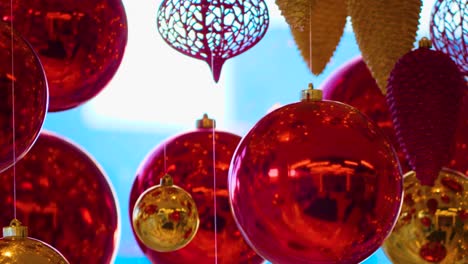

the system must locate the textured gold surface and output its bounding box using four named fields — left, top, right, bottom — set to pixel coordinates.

left=276, top=0, right=347, bottom=75
left=0, top=220, right=69, bottom=264
left=383, top=168, right=467, bottom=264
left=348, top=0, right=422, bottom=94
left=132, top=175, right=199, bottom=252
